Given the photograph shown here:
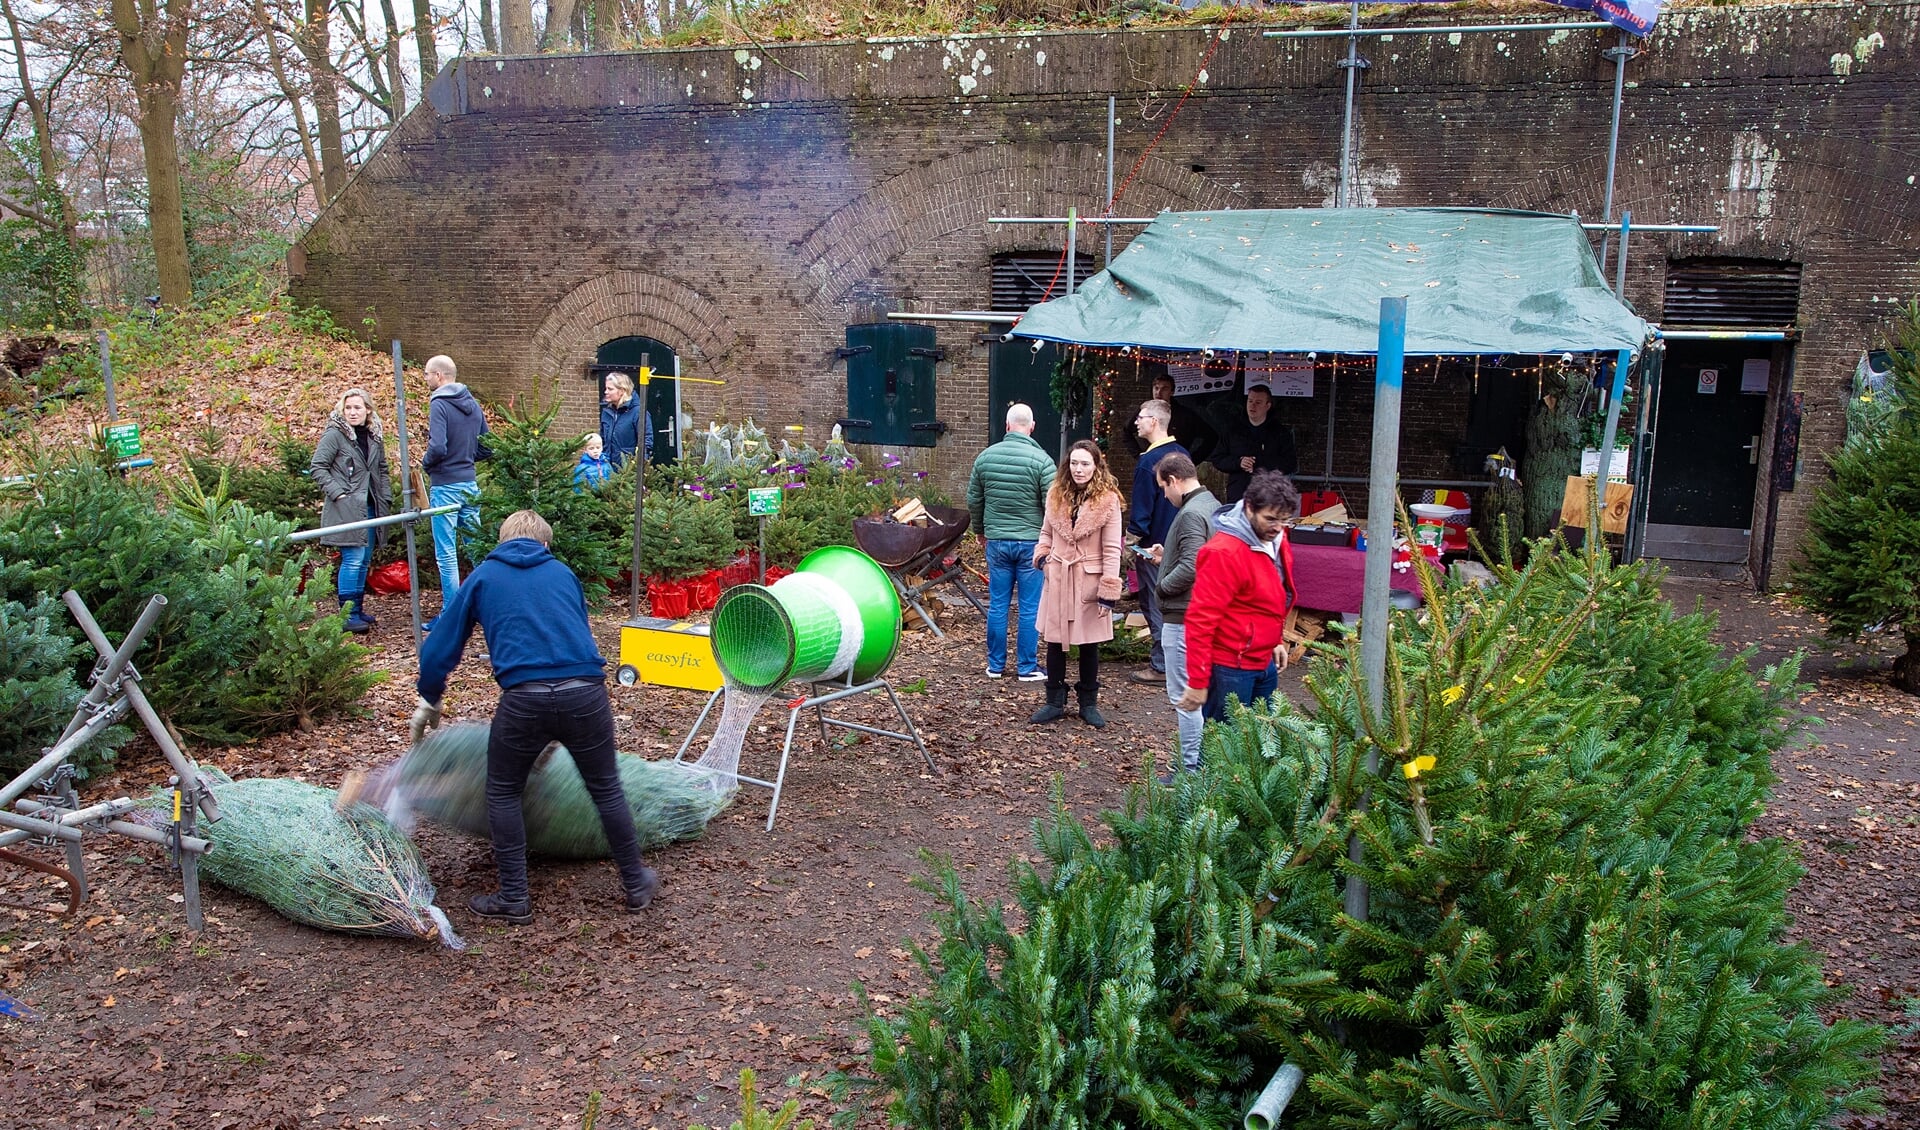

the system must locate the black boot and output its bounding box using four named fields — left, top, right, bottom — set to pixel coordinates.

left=349, top=593, right=376, bottom=626
left=1029, top=682, right=1068, bottom=724
left=338, top=596, right=372, bottom=634
left=1077, top=683, right=1107, bottom=730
